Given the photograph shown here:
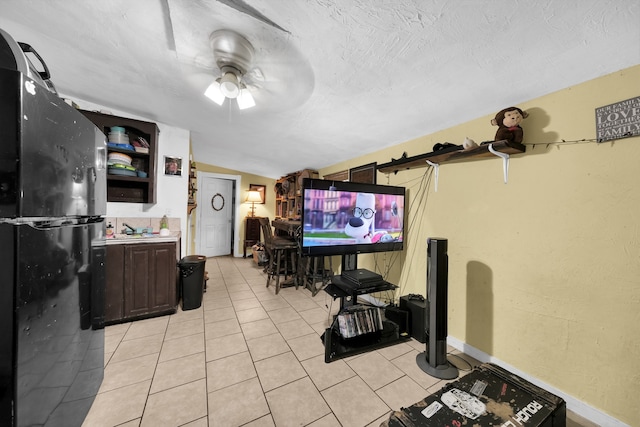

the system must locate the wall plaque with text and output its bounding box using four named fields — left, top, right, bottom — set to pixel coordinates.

left=595, top=96, right=640, bottom=142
